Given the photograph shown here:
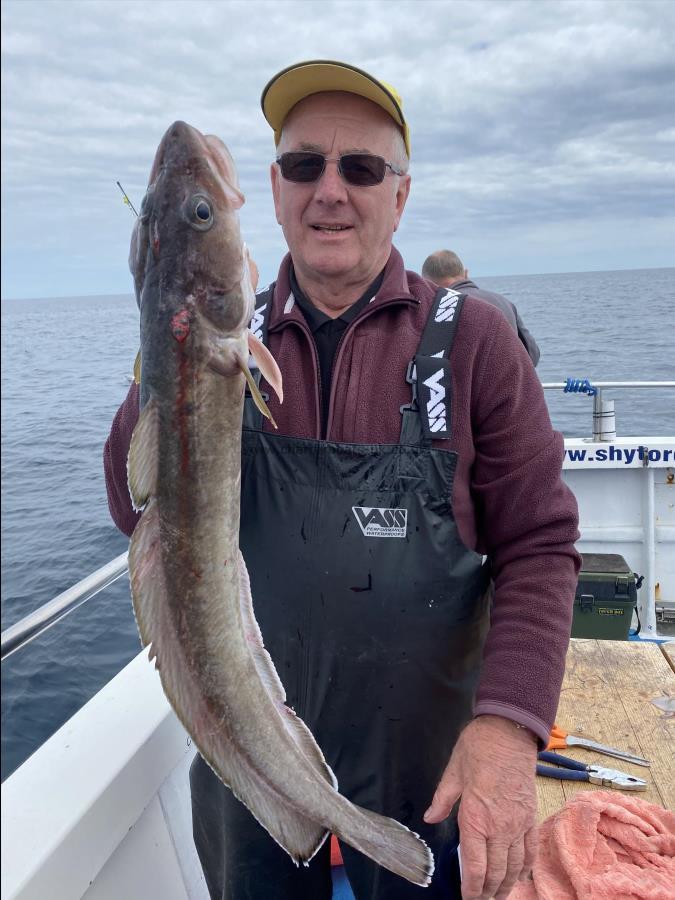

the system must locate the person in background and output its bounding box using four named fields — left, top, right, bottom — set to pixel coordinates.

left=104, top=60, right=579, bottom=900
left=422, top=250, right=540, bottom=366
